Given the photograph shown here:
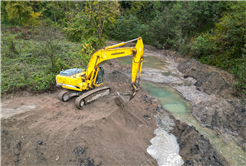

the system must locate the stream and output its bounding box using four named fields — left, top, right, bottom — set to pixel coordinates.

left=118, top=55, right=246, bottom=166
